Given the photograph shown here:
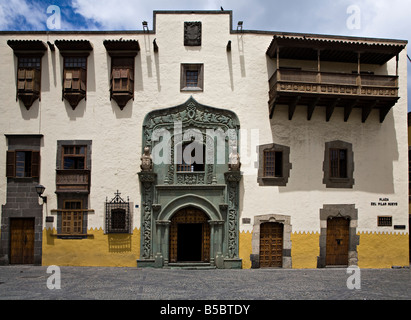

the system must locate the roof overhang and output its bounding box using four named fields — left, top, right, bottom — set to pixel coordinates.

left=55, top=40, right=93, bottom=51
left=103, top=39, right=140, bottom=56
left=7, top=40, right=48, bottom=55
left=266, top=35, right=406, bottom=65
